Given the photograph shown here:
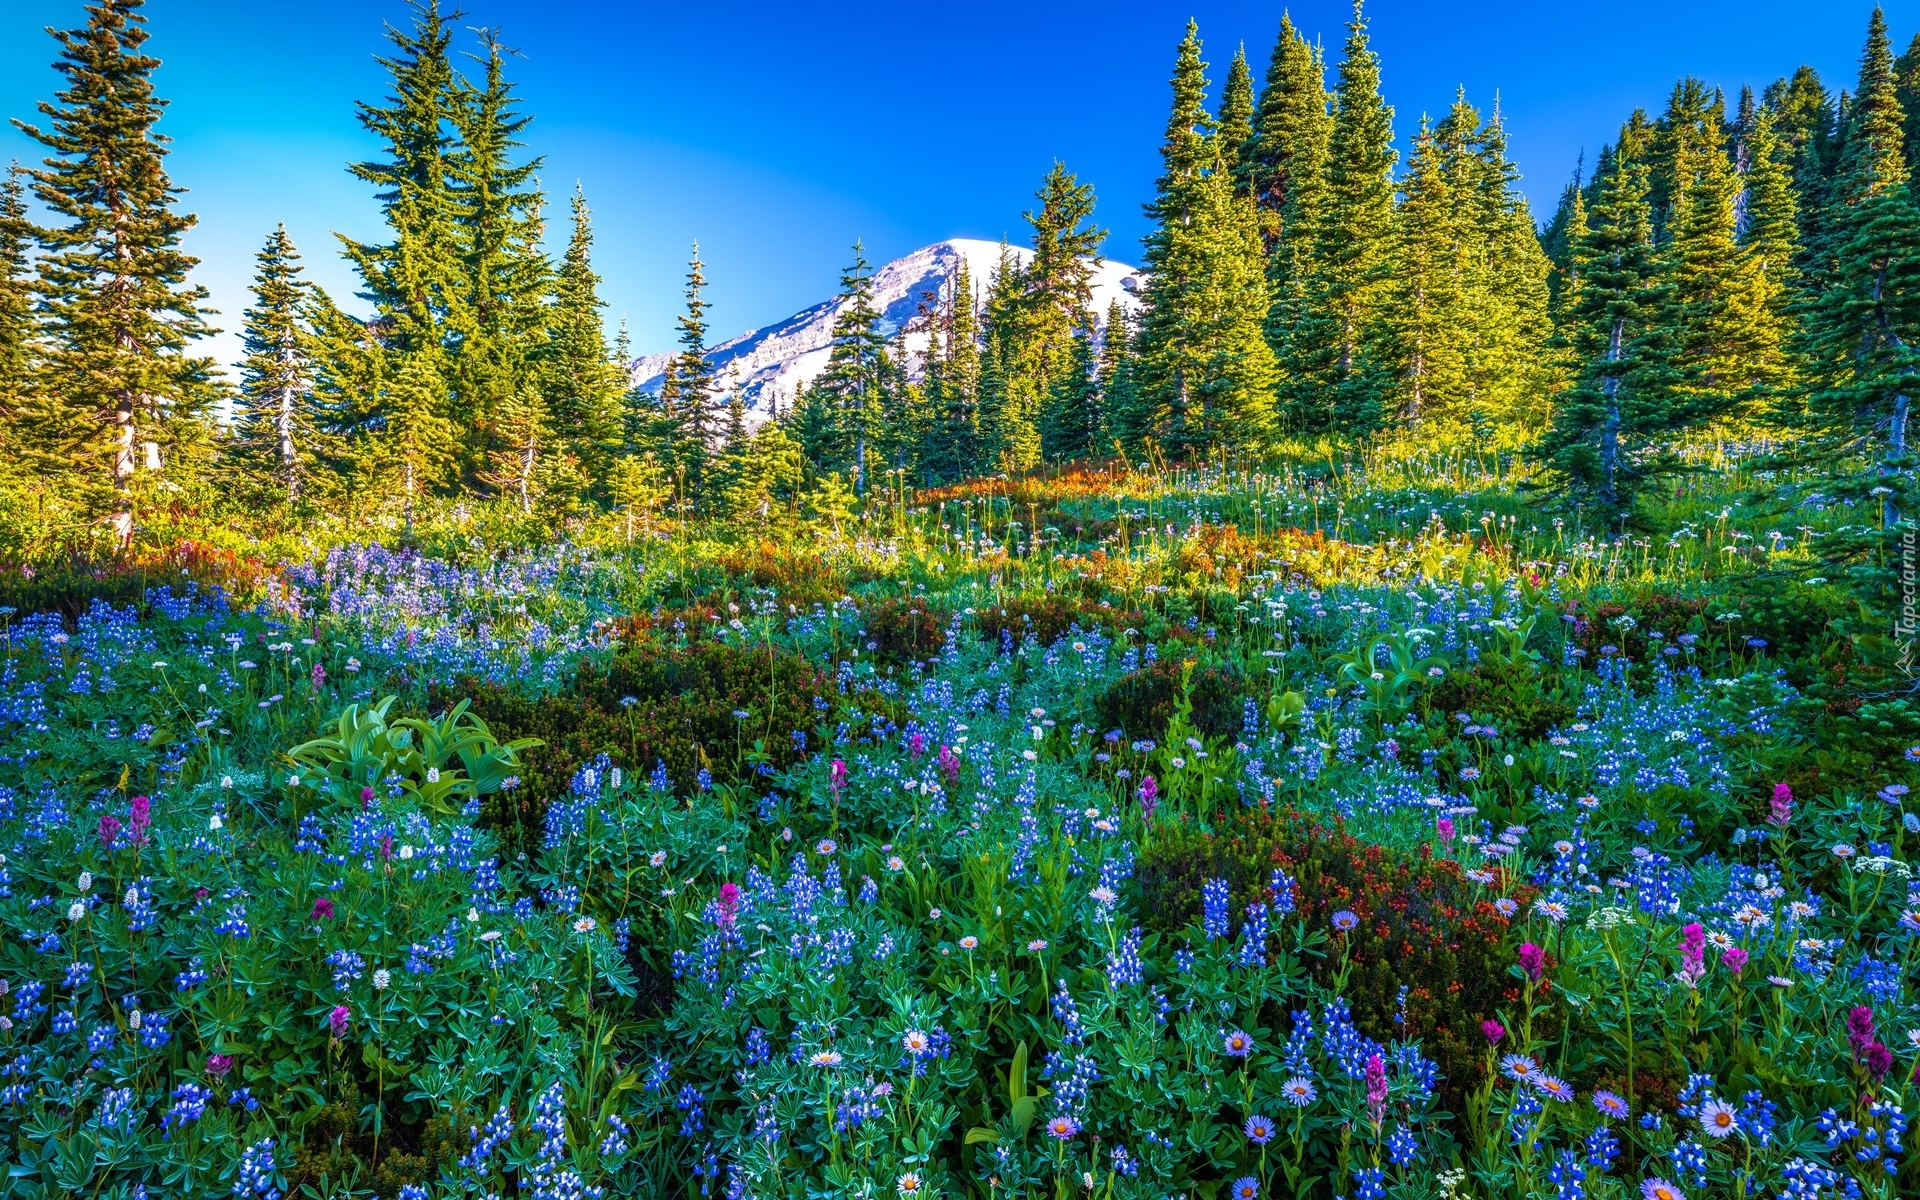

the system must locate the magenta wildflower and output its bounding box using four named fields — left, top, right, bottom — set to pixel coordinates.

left=1767, top=783, right=1793, bottom=827
left=311, top=897, right=335, bottom=921
left=128, top=794, right=152, bottom=844
left=206, top=1054, right=234, bottom=1077
left=328, top=1005, right=350, bottom=1038
left=1517, top=942, right=1546, bottom=982
left=1481, top=1019, right=1506, bottom=1045
left=716, top=882, right=742, bottom=927
left=98, top=815, right=122, bottom=847
left=1719, top=946, right=1749, bottom=975
left=1364, top=1053, right=1388, bottom=1129
left=1436, top=815, right=1455, bottom=844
